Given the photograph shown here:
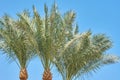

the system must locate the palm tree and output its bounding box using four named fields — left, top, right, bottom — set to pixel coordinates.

left=32, top=4, right=58, bottom=80
left=0, top=12, right=38, bottom=80
left=31, top=3, right=77, bottom=80
left=54, top=31, right=120, bottom=80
